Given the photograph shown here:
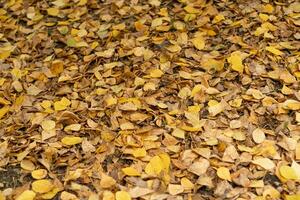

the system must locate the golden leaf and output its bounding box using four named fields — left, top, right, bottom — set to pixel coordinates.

left=122, top=167, right=141, bottom=176
left=32, top=179, right=53, bottom=194
left=227, top=51, right=244, bottom=73
left=61, top=136, right=83, bottom=145
left=115, top=191, right=131, bottom=200
left=31, top=169, right=48, bottom=179
left=16, top=190, right=36, bottom=200
left=217, top=167, right=232, bottom=181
